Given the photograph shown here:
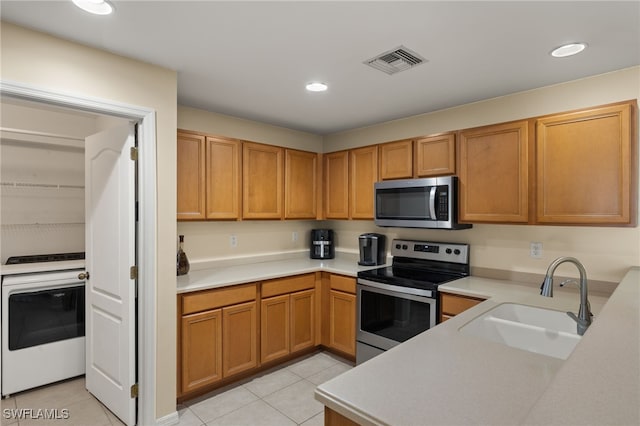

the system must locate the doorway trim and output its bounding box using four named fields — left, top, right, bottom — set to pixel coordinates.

left=1, top=79, right=158, bottom=425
